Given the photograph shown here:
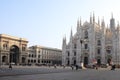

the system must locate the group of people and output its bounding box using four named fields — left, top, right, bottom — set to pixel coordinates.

left=93, top=63, right=116, bottom=70
left=111, top=64, right=116, bottom=70
left=70, top=65, right=79, bottom=70
left=8, top=63, right=117, bottom=71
